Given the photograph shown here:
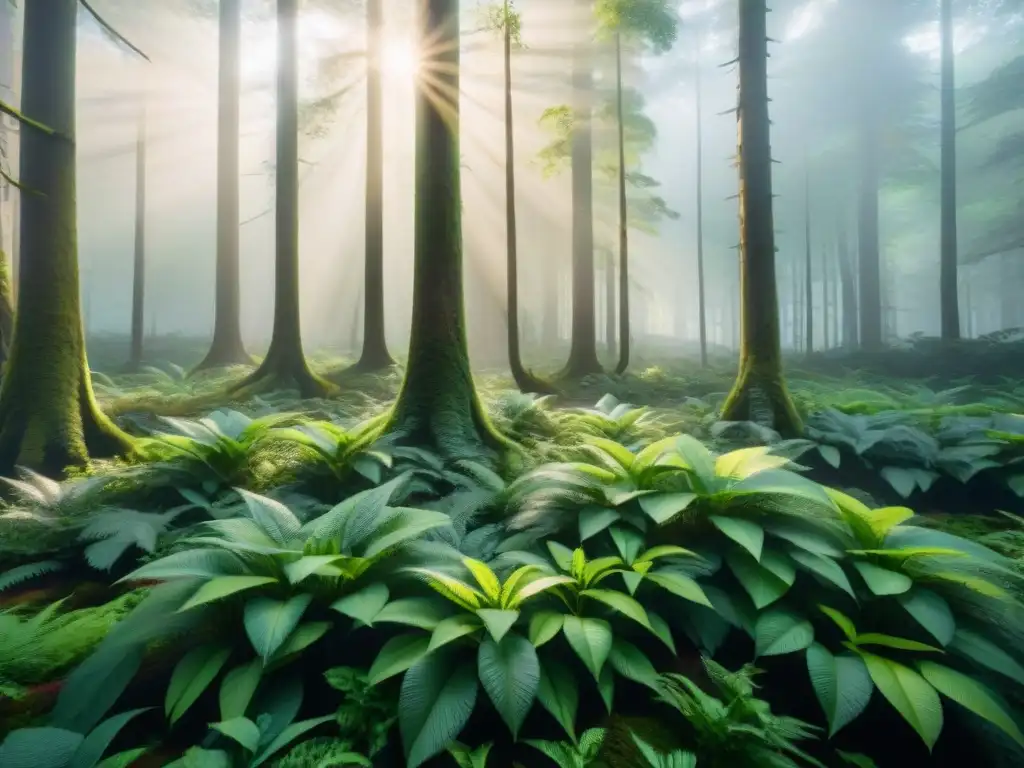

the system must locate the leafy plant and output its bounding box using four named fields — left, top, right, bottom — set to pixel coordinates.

left=323, top=666, right=396, bottom=756
left=0, top=708, right=150, bottom=768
